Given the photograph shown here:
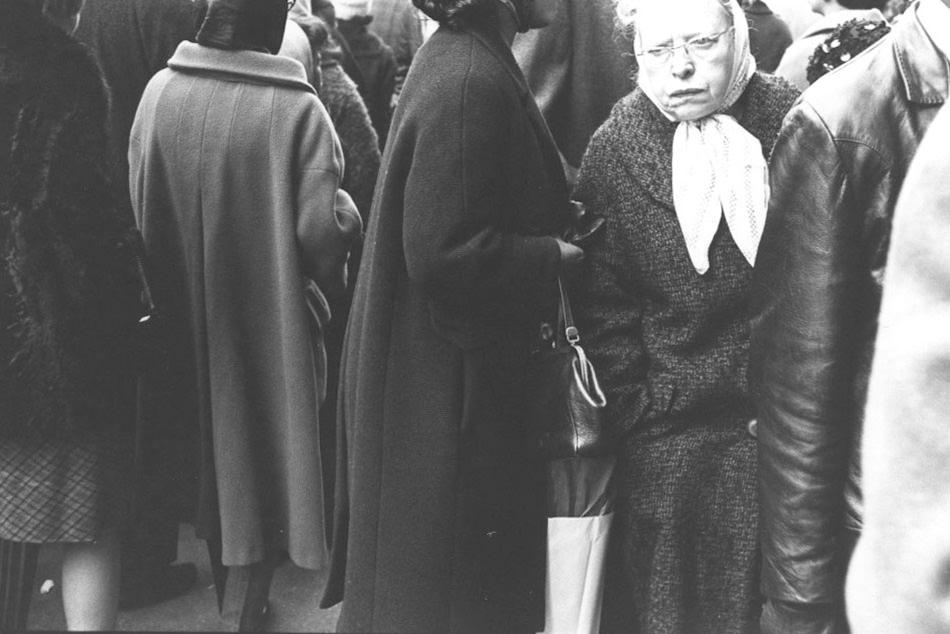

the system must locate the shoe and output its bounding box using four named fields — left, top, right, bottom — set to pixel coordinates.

left=119, top=562, right=198, bottom=610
